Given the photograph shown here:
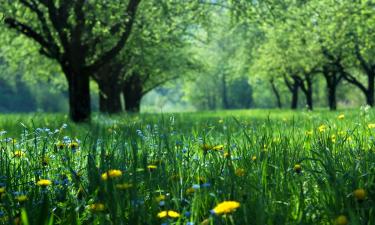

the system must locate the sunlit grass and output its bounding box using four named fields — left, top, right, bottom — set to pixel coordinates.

left=0, top=109, right=373, bottom=225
